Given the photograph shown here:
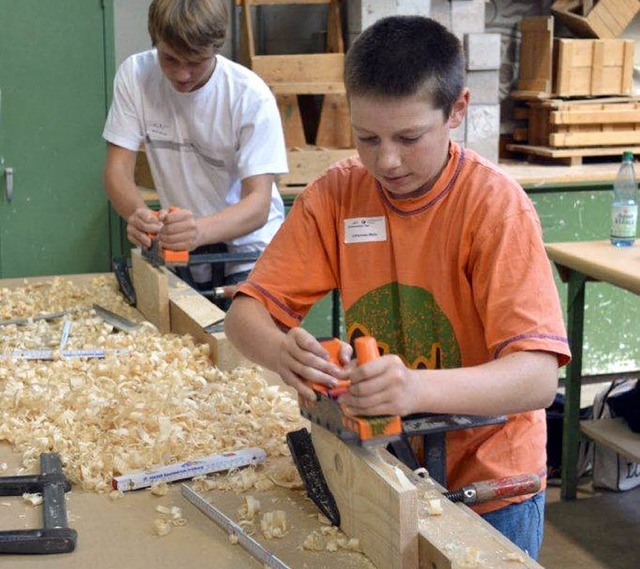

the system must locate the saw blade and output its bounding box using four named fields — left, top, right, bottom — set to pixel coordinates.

left=286, top=427, right=340, bottom=527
